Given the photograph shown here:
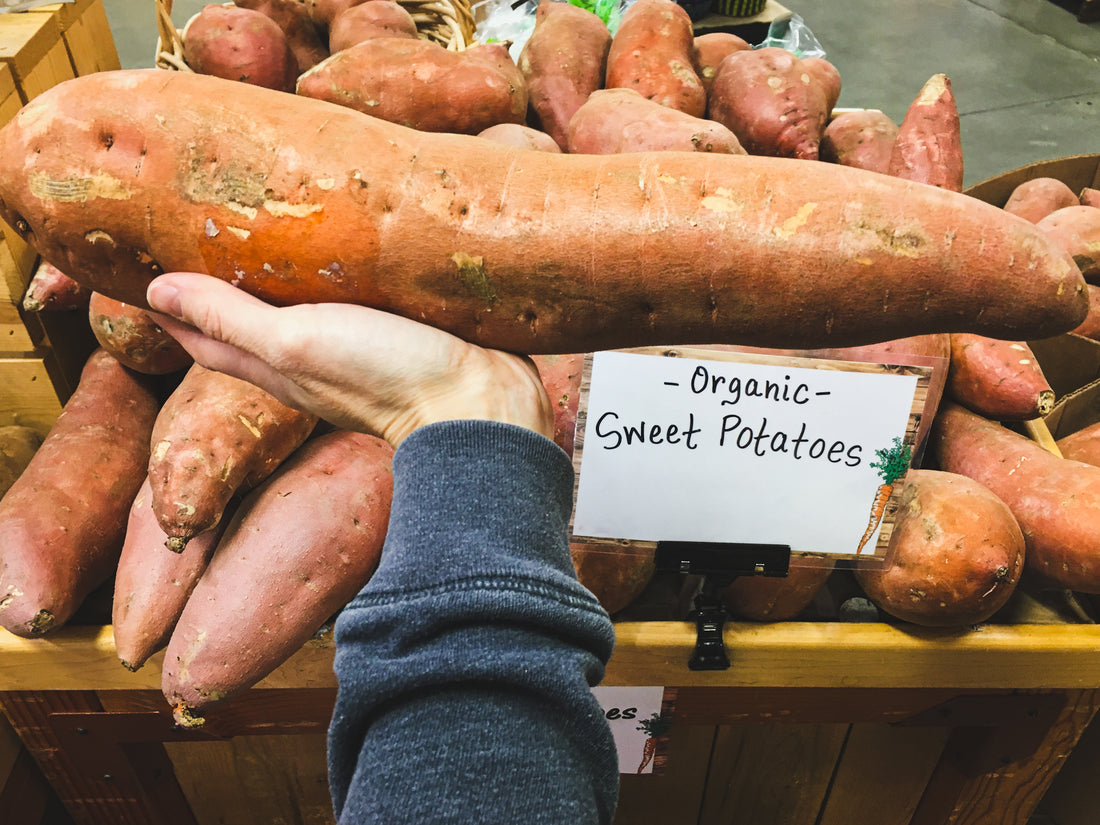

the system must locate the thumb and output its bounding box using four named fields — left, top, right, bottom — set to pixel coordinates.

left=146, top=273, right=293, bottom=394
